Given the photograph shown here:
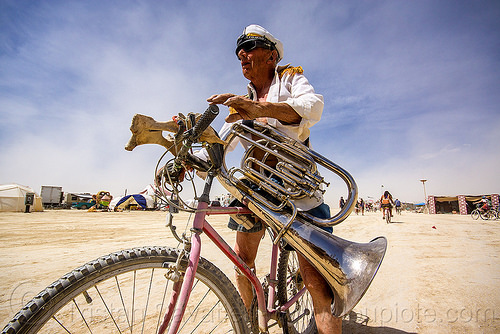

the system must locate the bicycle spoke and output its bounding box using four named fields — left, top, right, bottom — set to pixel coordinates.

left=95, top=285, right=123, bottom=334
left=72, top=299, right=93, bottom=333
left=140, top=268, right=155, bottom=334
left=186, top=300, right=222, bottom=333
left=208, top=316, right=231, bottom=334
left=179, top=280, right=210, bottom=331
left=115, top=276, right=132, bottom=332
left=155, top=274, right=172, bottom=332
left=51, top=315, right=73, bottom=334
left=178, top=280, right=231, bottom=333
left=278, top=249, right=317, bottom=333
left=131, top=270, right=136, bottom=333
